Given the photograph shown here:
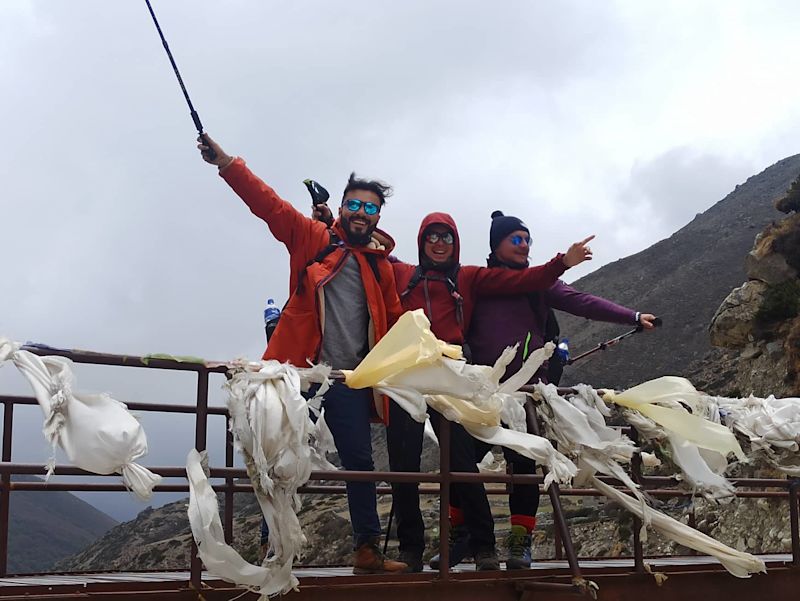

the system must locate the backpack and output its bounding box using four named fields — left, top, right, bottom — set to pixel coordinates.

left=267, top=229, right=384, bottom=342
left=527, top=292, right=563, bottom=384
